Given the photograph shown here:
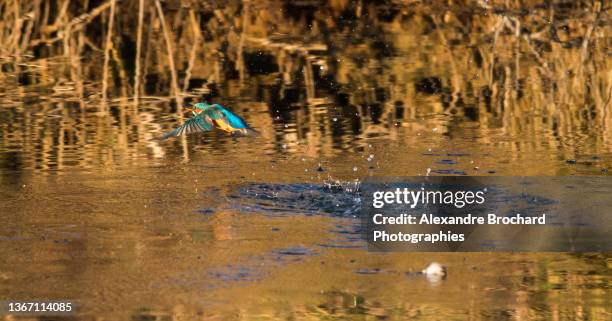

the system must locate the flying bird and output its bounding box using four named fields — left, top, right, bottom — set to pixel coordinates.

left=162, top=103, right=258, bottom=140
